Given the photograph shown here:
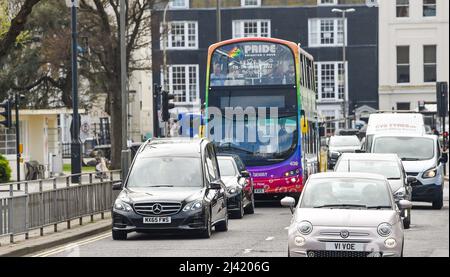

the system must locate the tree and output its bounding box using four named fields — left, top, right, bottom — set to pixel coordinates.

left=76, top=0, right=167, bottom=169
left=0, top=0, right=41, bottom=60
